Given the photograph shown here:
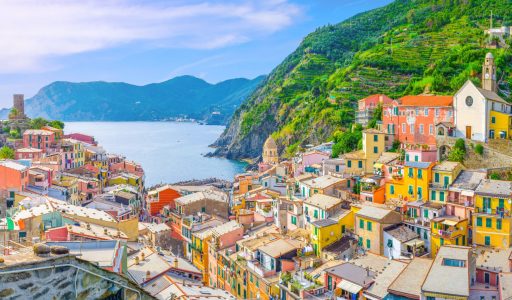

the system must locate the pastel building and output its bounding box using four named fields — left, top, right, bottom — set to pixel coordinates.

left=23, top=129, right=56, bottom=152
left=343, top=129, right=386, bottom=176
left=356, top=94, right=393, bottom=126
left=473, top=179, right=512, bottom=249
left=382, top=95, right=453, bottom=146
left=355, top=205, right=402, bottom=255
